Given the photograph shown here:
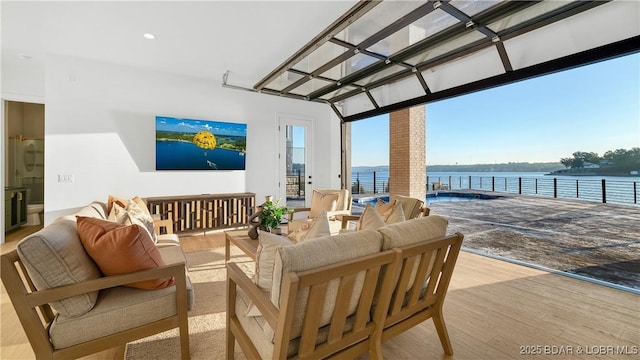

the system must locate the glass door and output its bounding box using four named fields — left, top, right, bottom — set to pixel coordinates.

left=278, top=116, right=312, bottom=208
